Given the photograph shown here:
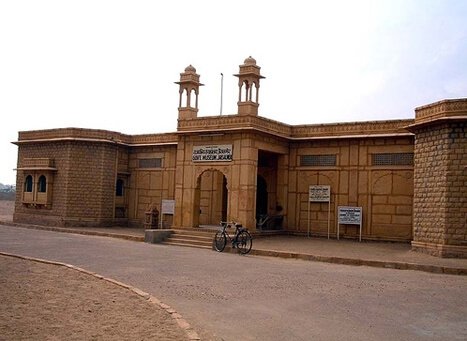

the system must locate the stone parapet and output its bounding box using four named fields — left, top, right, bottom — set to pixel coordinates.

left=291, top=119, right=414, bottom=139
left=177, top=115, right=413, bottom=140
left=414, top=98, right=467, bottom=126
left=177, top=114, right=292, bottom=137
left=15, top=128, right=178, bottom=147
